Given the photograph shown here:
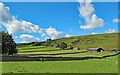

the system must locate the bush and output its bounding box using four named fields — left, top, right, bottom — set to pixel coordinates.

left=60, top=42, right=67, bottom=50
left=32, top=42, right=41, bottom=46
left=54, top=44, right=60, bottom=48
left=77, top=47, right=80, bottom=50
left=70, top=46, right=73, bottom=50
